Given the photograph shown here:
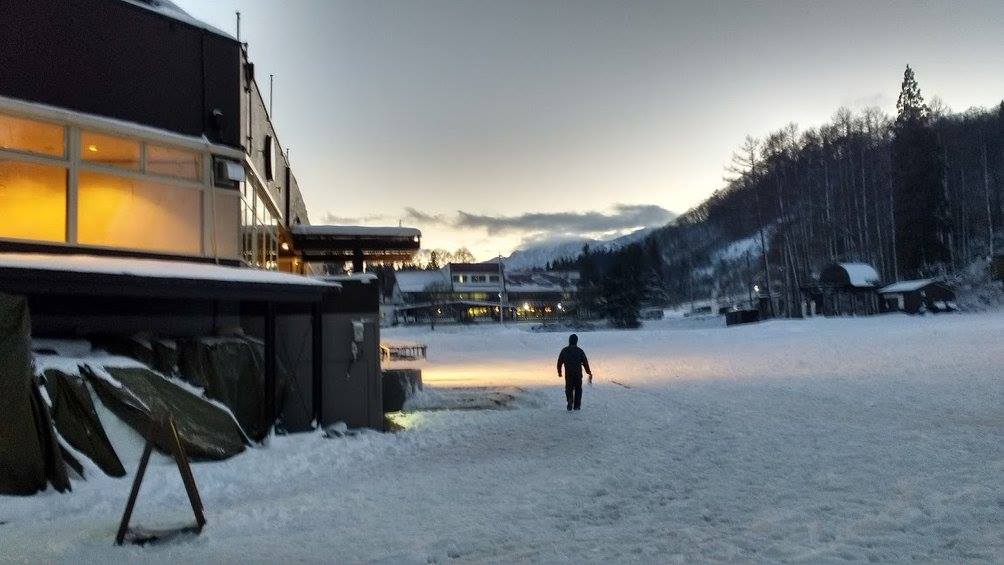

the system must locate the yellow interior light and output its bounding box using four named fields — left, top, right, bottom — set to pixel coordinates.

left=87, top=144, right=99, bottom=152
